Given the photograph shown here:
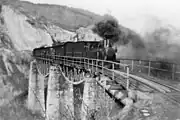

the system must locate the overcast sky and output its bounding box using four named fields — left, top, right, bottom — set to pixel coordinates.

left=22, top=0, right=180, bottom=33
